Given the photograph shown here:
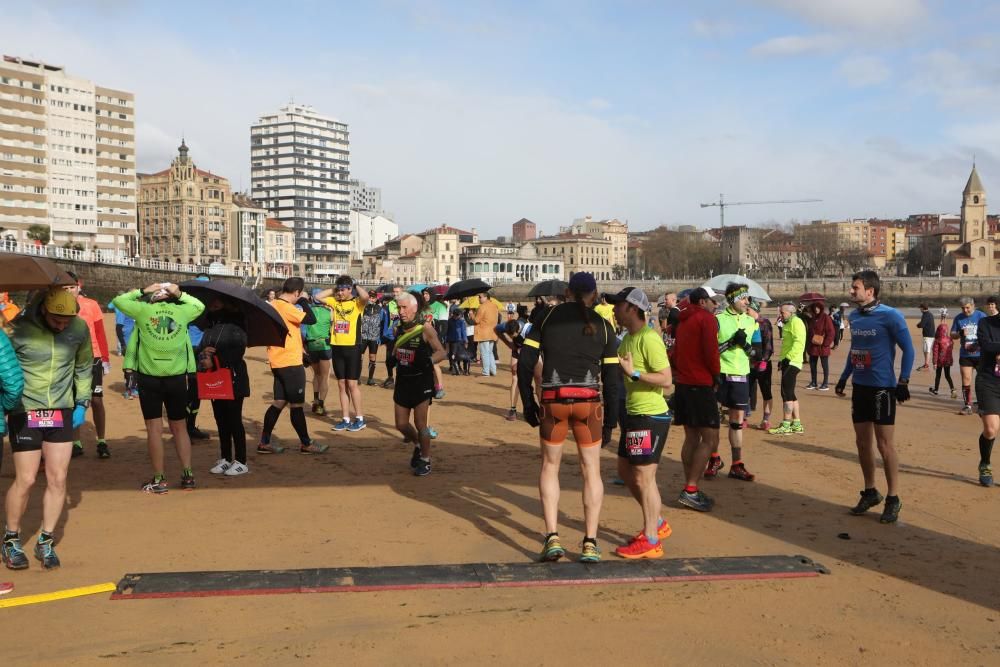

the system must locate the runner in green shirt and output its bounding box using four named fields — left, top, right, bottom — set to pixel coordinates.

left=303, top=291, right=333, bottom=415
left=770, top=302, right=807, bottom=435
left=707, top=283, right=759, bottom=481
